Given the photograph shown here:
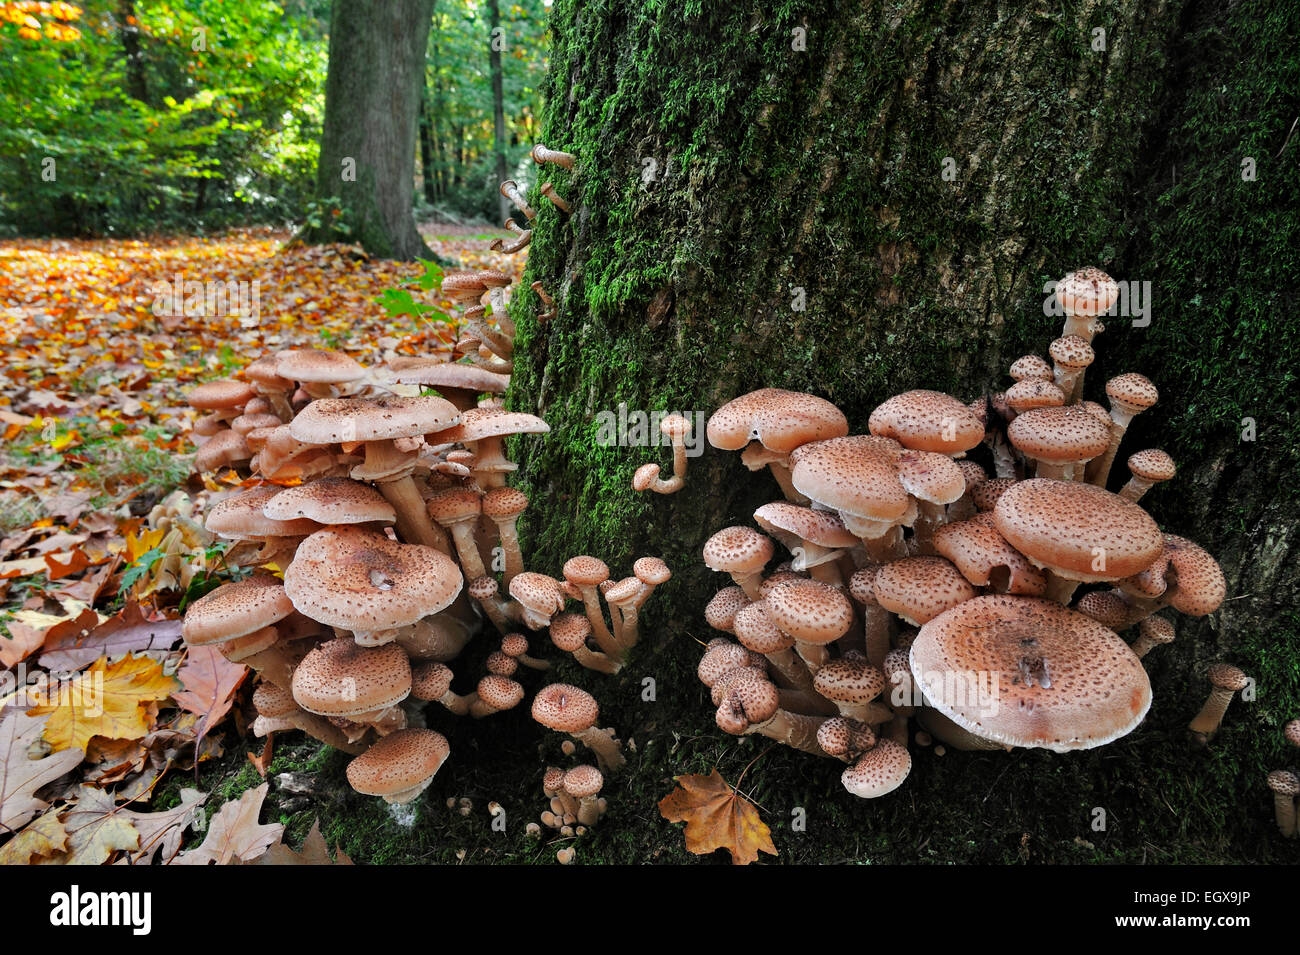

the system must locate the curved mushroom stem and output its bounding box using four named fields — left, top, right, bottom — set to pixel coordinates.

left=745, top=709, right=828, bottom=756
left=443, top=520, right=487, bottom=581
left=500, top=180, right=536, bottom=220
left=575, top=584, right=621, bottom=659
left=437, top=689, right=475, bottom=717
left=763, top=648, right=816, bottom=694
left=1187, top=687, right=1241, bottom=744
left=570, top=644, right=620, bottom=674
left=794, top=640, right=830, bottom=674
left=539, top=182, right=572, bottom=214
left=570, top=726, right=625, bottom=772
left=1118, top=475, right=1158, bottom=503
left=1086, top=411, right=1134, bottom=488
left=530, top=281, right=553, bottom=307
left=531, top=143, right=576, bottom=169
left=910, top=501, right=948, bottom=555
